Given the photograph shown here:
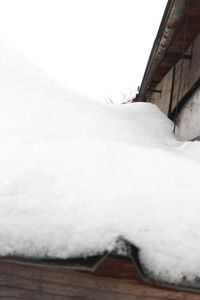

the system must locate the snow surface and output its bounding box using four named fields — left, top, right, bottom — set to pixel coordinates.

left=1, top=41, right=200, bottom=285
